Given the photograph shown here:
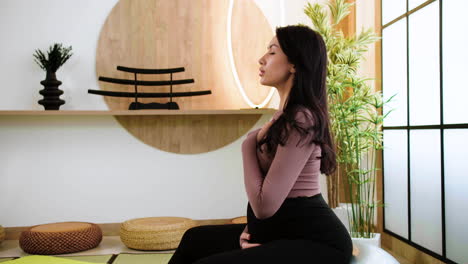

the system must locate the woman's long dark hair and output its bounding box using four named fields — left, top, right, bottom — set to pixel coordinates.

left=258, top=25, right=336, bottom=176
